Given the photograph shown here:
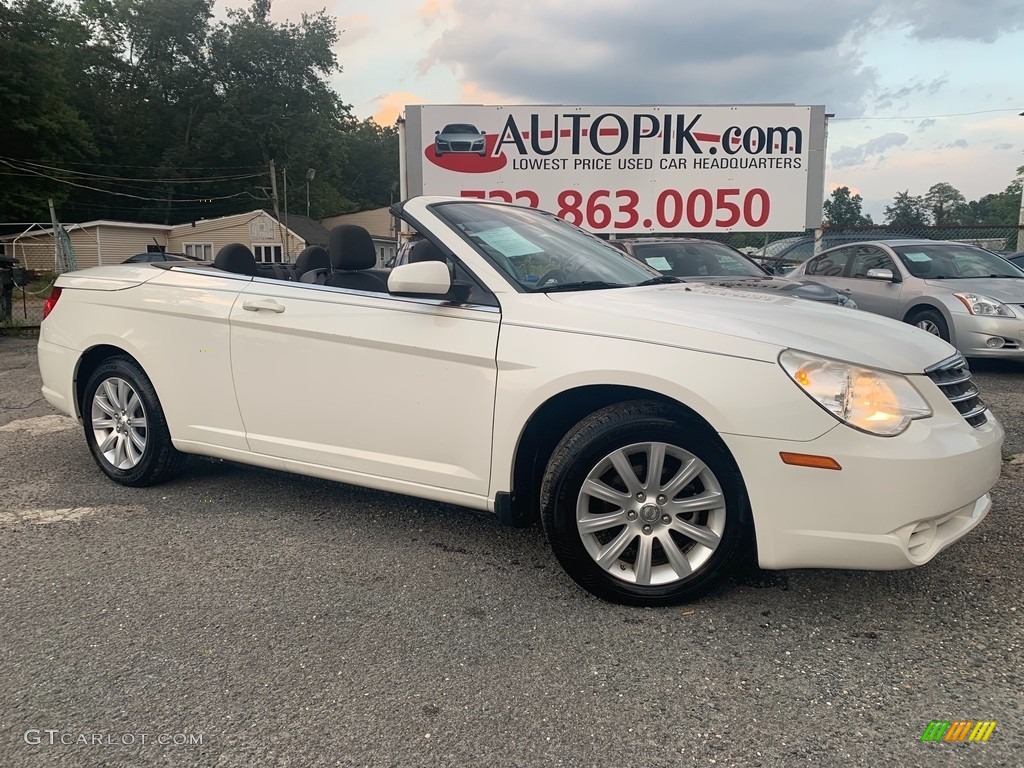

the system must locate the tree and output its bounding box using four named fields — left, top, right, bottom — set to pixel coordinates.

left=0, top=0, right=400, bottom=224
left=823, top=186, right=873, bottom=227
left=0, top=1, right=97, bottom=219
left=925, top=182, right=969, bottom=225
left=884, top=190, right=930, bottom=227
